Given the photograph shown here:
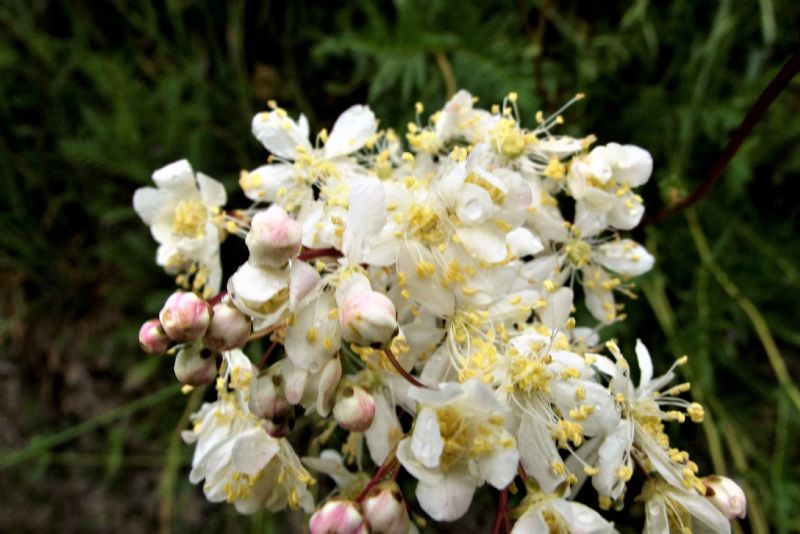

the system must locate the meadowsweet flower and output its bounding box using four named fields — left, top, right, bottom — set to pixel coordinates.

left=702, top=475, right=747, bottom=520
left=133, top=159, right=226, bottom=294
left=397, top=380, right=518, bottom=521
